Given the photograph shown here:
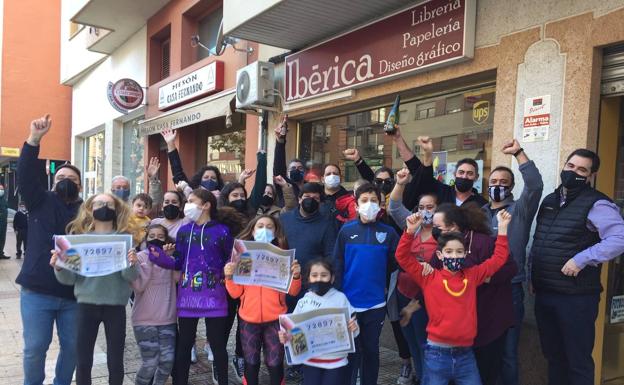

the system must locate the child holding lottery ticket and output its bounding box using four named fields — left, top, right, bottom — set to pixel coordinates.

left=130, top=224, right=178, bottom=385
left=278, top=259, right=359, bottom=385
left=224, top=215, right=302, bottom=385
